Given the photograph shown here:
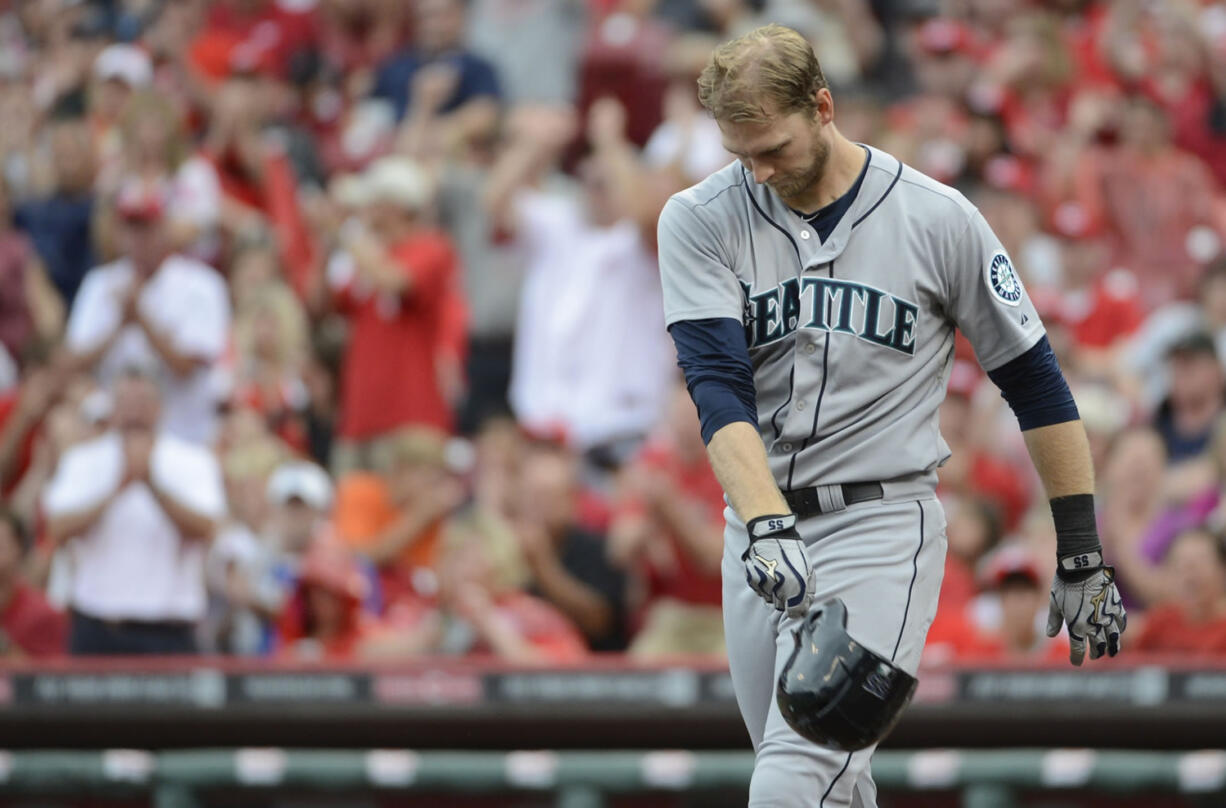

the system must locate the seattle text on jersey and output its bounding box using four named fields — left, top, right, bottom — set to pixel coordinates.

left=740, top=277, right=919, bottom=355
